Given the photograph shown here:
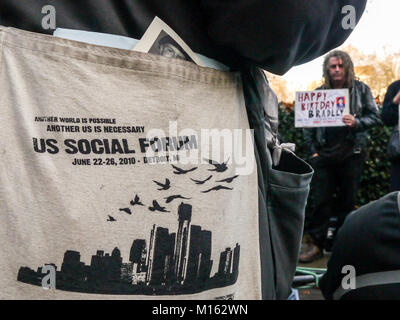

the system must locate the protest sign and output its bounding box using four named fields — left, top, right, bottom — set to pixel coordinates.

left=295, top=89, right=350, bottom=128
